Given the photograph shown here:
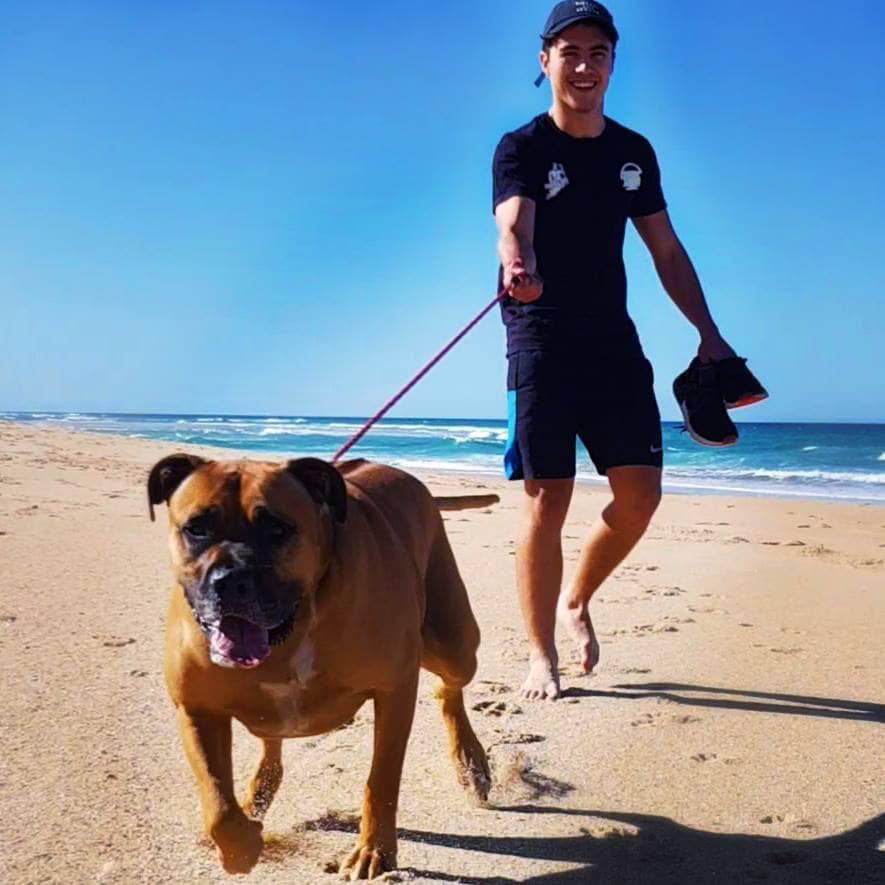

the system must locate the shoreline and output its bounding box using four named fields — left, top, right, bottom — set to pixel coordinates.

left=2, top=418, right=883, bottom=507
